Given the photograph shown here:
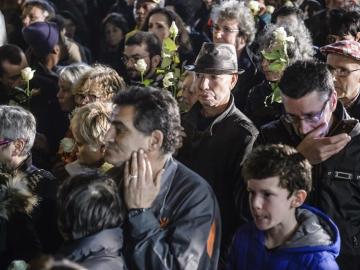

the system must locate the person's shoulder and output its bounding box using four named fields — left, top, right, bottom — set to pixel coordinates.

left=226, top=107, right=259, bottom=136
